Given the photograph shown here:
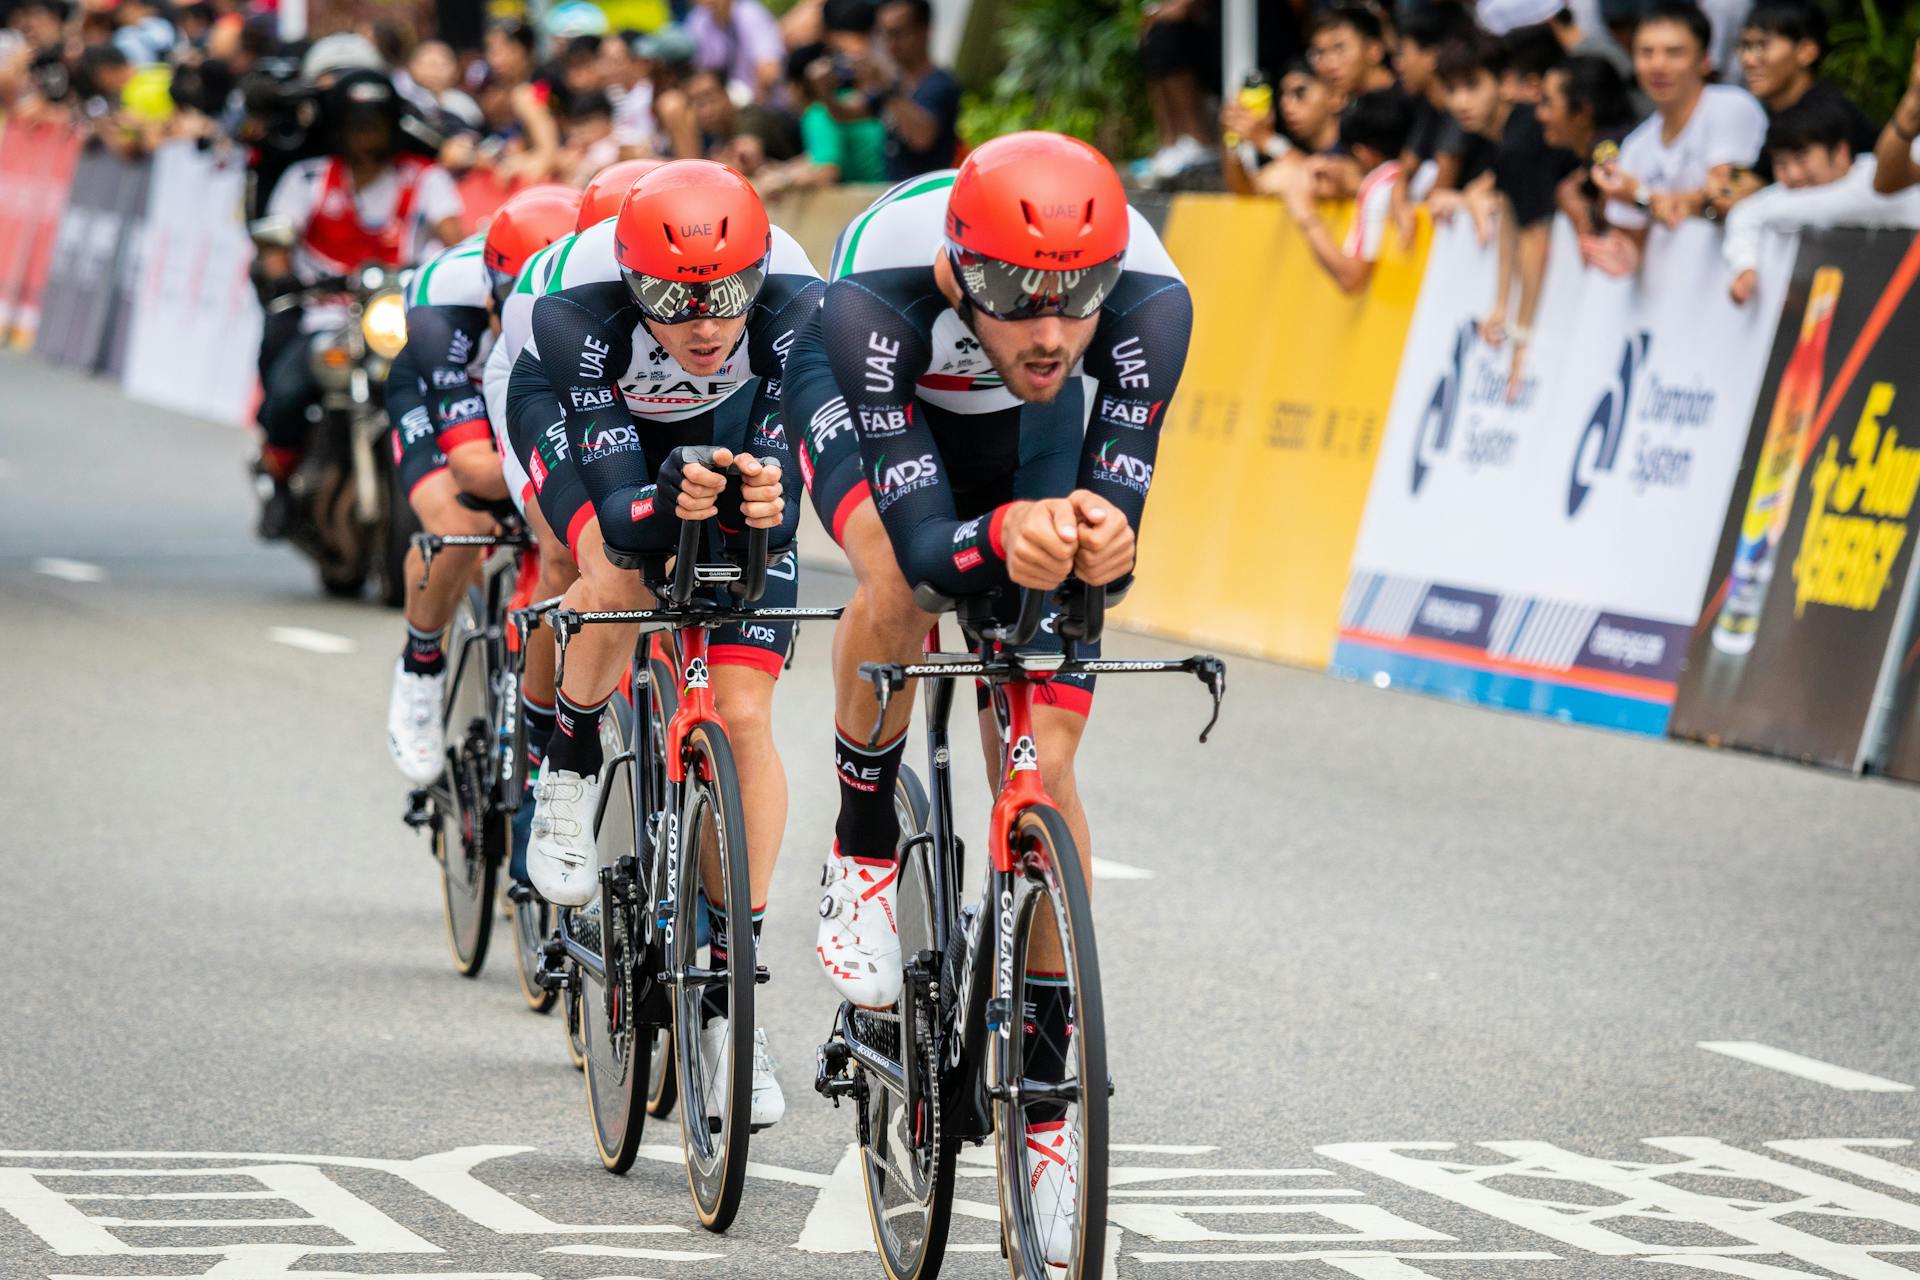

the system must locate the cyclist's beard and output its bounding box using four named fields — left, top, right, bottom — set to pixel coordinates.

left=977, top=325, right=1094, bottom=404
